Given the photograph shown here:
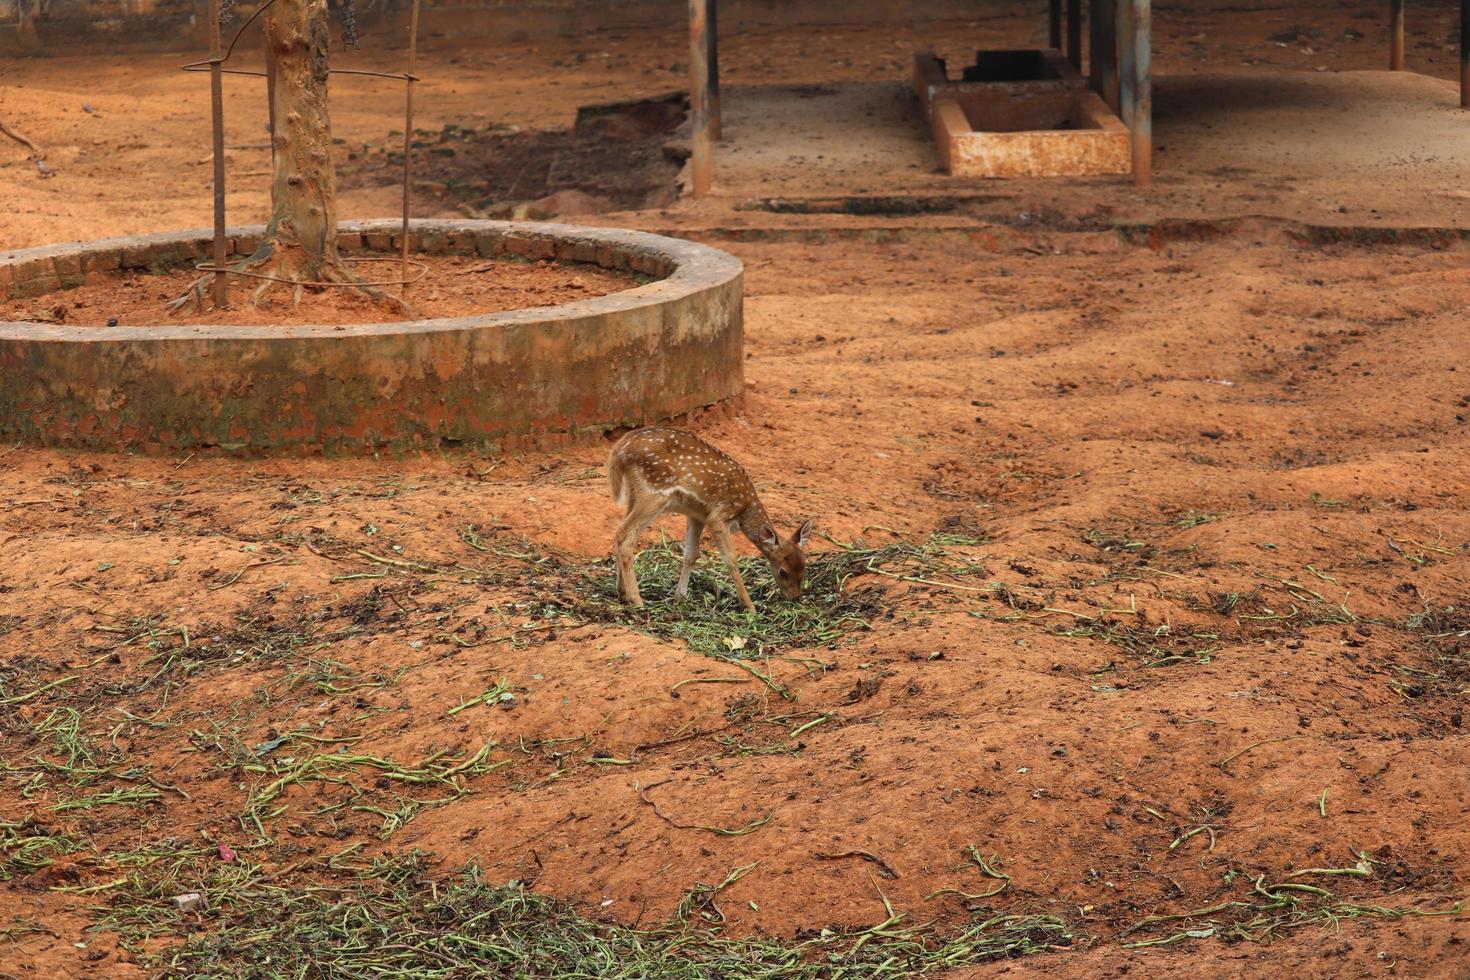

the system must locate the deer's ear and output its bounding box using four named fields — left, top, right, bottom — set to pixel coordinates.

left=756, top=524, right=780, bottom=550
left=795, top=518, right=815, bottom=547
